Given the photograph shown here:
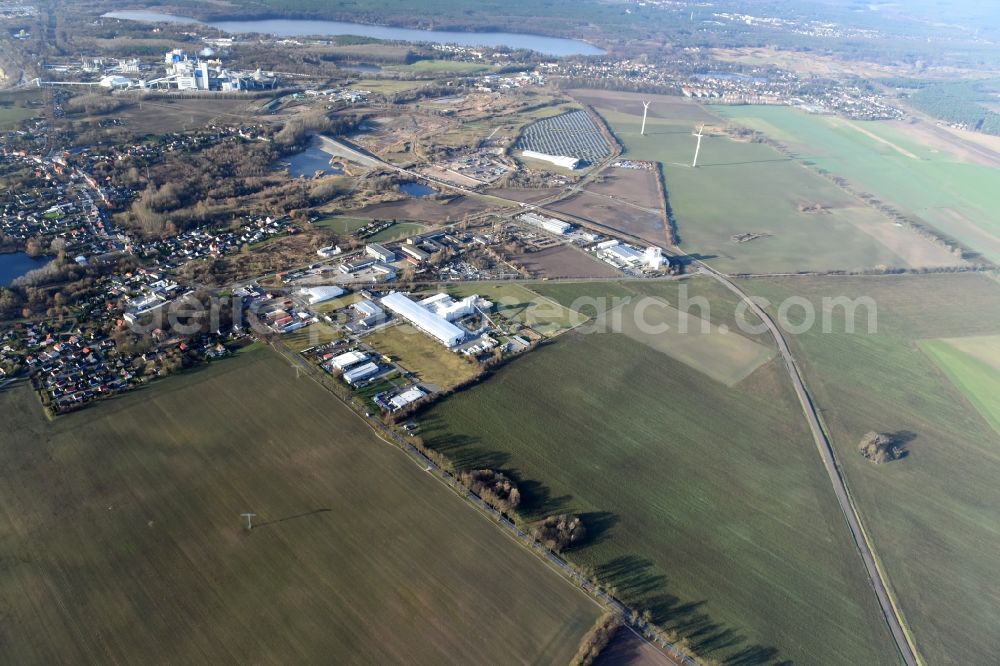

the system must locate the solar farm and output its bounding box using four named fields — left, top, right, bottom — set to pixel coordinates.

left=513, top=110, right=612, bottom=164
